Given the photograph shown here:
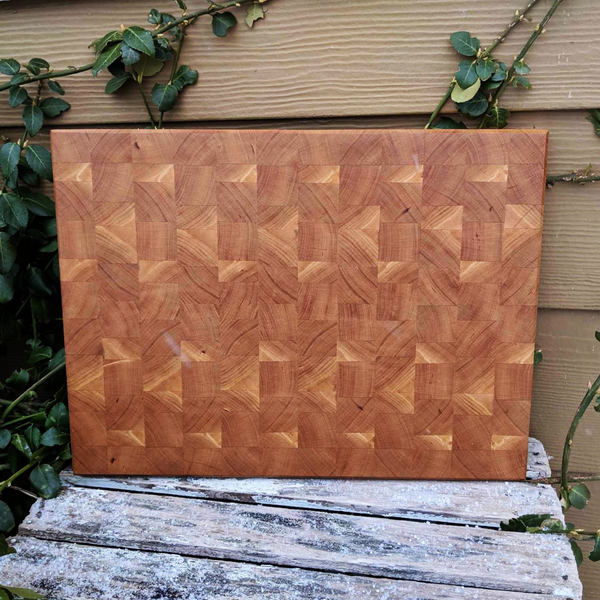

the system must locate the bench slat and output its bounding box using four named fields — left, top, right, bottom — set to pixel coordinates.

left=62, top=439, right=559, bottom=527
left=2, top=537, right=568, bottom=600
left=19, top=486, right=581, bottom=597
